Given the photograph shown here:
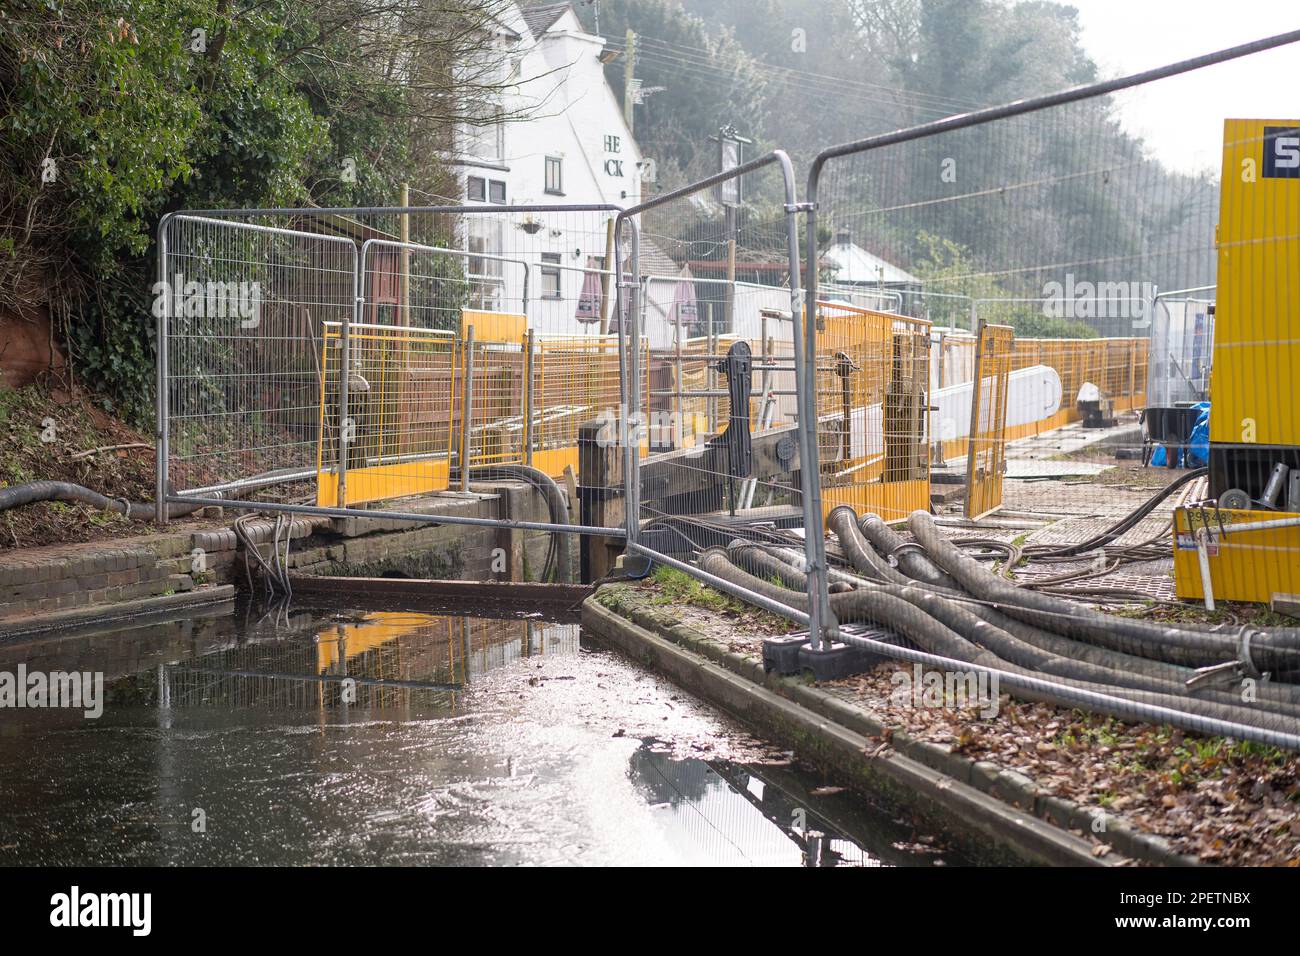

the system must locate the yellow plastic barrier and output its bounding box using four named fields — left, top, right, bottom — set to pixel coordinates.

left=815, top=302, right=933, bottom=522
left=965, top=323, right=1015, bottom=519
left=316, top=321, right=456, bottom=507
